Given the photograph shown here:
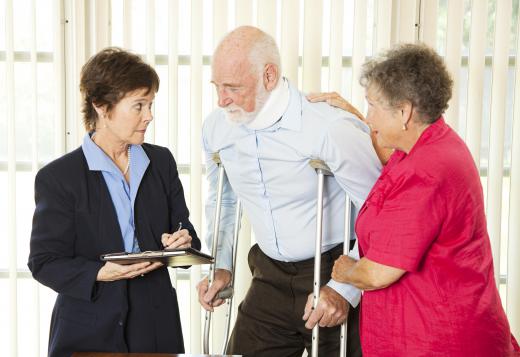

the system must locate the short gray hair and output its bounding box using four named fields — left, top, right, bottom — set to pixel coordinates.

left=248, top=32, right=281, bottom=77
